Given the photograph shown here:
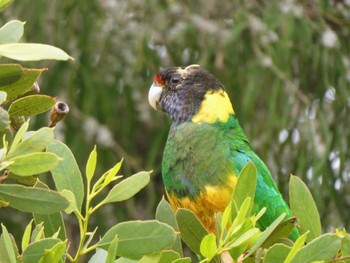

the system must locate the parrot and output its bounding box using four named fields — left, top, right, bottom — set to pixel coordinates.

left=148, top=64, right=299, bottom=241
